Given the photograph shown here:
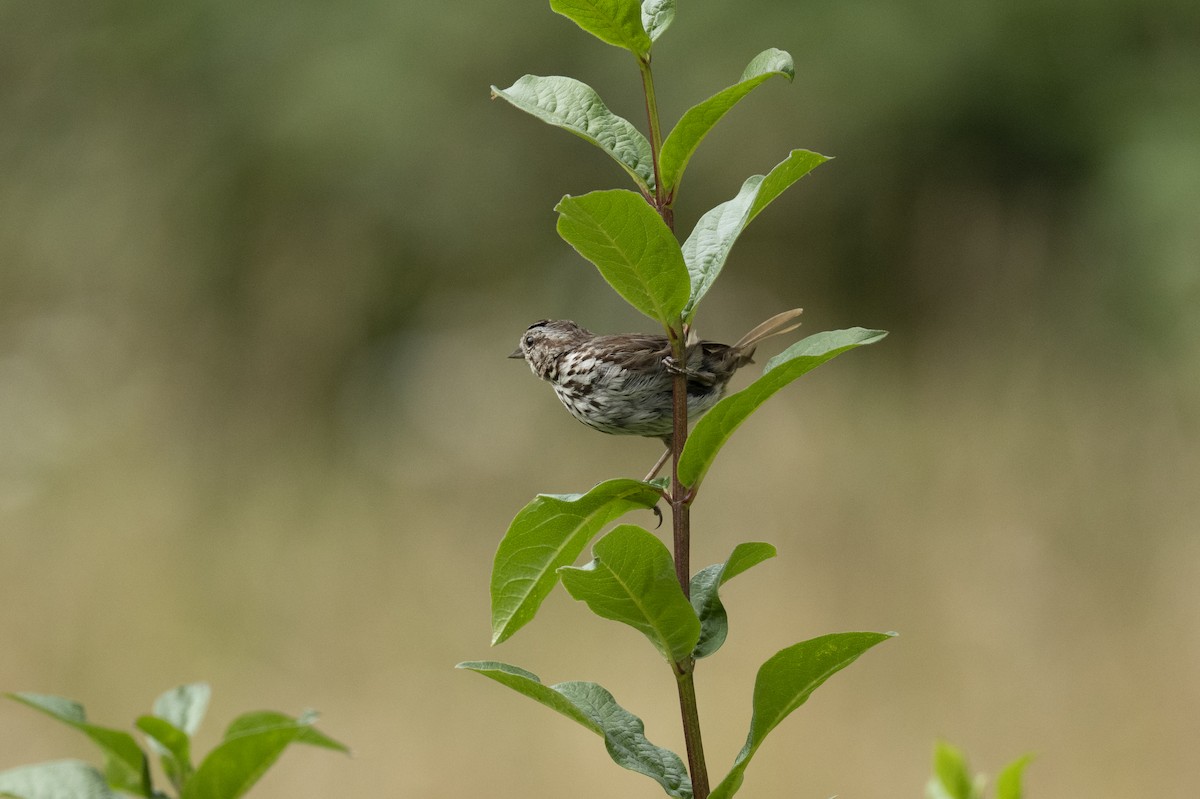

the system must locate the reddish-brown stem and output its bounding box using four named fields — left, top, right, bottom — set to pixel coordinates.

left=640, top=50, right=709, bottom=799
left=668, top=338, right=690, bottom=592
left=669, top=331, right=709, bottom=799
